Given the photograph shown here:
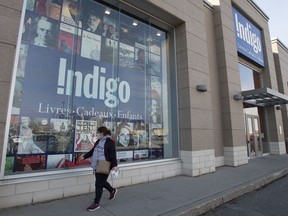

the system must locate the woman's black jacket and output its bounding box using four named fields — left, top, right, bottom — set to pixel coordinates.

left=83, top=137, right=117, bottom=170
